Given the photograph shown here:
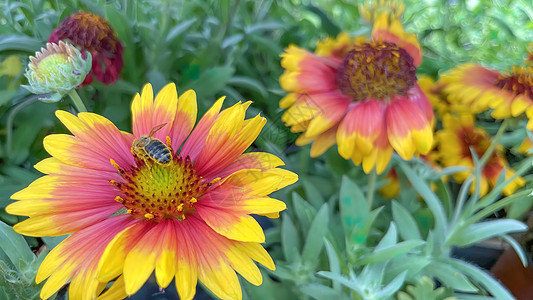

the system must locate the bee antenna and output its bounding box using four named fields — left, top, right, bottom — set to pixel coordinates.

left=148, top=123, right=167, bottom=137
